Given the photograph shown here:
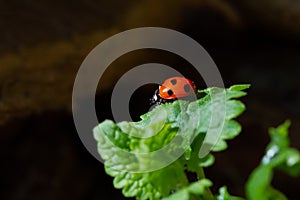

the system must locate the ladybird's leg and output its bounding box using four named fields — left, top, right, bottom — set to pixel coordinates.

left=149, top=89, right=162, bottom=106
